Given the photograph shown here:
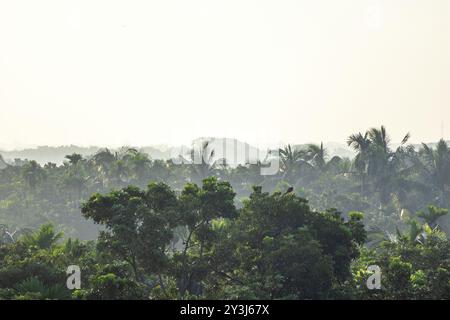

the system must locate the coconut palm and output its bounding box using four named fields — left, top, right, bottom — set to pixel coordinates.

left=306, top=142, right=327, bottom=170
left=278, top=145, right=306, bottom=174
left=65, top=153, right=83, bottom=166
left=186, top=140, right=224, bottom=183
left=419, top=139, right=450, bottom=207
left=347, top=132, right=371, bottom=193
left=21, top=160, right=46, bottom=189
left=347, top=126, right=413, bottom=201
left=416, top=205, right=448, bottom=228
left=22, top=223, right=63, bottom=250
